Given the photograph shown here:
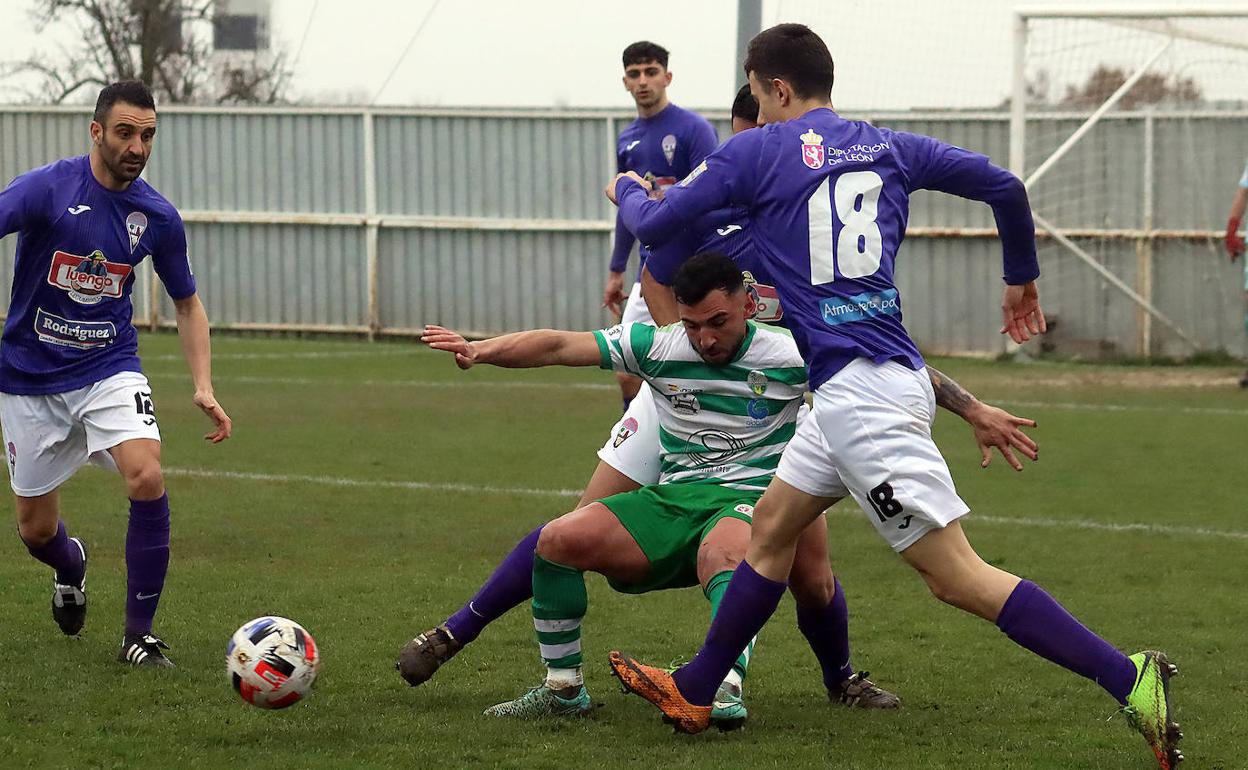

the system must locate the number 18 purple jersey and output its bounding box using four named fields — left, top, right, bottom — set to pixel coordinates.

left=618, top=107, right=1038, bottom=390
